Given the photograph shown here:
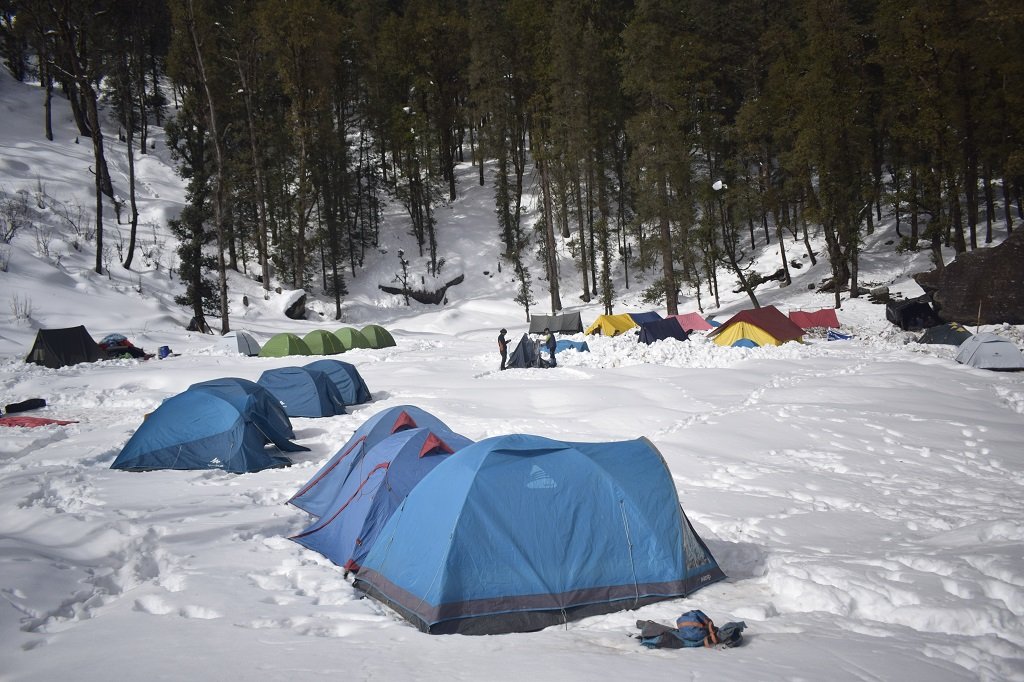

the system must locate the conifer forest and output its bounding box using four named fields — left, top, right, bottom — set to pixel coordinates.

left=2, top=1, right=1022, bottom=330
